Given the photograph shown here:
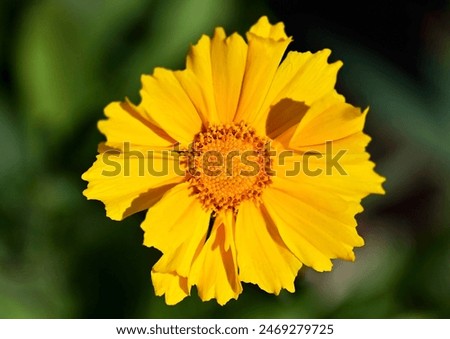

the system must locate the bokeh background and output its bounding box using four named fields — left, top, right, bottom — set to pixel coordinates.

left=0, top=0, right=449, bottom=318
